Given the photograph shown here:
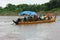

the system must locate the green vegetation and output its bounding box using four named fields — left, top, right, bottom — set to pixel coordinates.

left=0, top=0, right=60, bottom=16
